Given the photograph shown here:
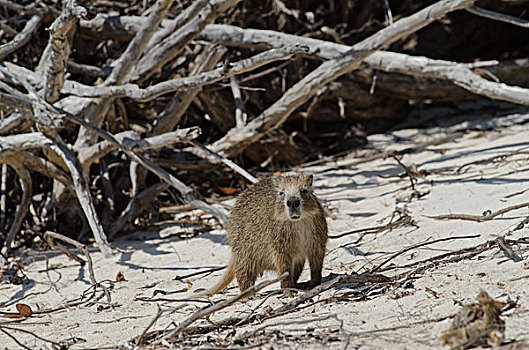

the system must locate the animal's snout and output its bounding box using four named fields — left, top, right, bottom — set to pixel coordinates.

left=287, top=198, right=301, bottom=209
